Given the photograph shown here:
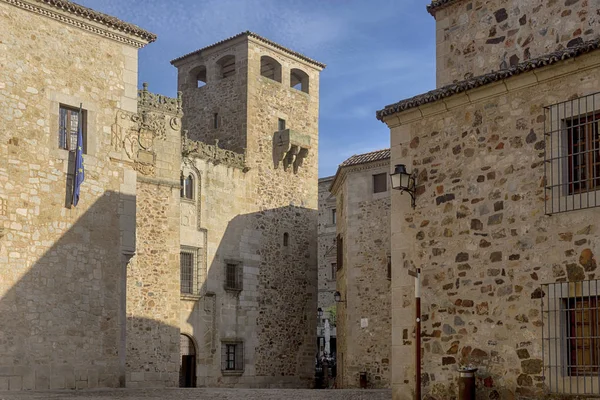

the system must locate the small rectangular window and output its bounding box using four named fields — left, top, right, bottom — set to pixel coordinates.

left=221, top=342, right=244, bottom=372
left=278, top=118, right=286, bottom=131
left=387, top=256, right=392, bottom=280
left=331, top=209, right=336, bottom=224
left=180, top=248, right=198, bottom=295
left=213, top=113, right=219, bottom=129
left=59, top=104, right=86, bottom=153
left=331, top=263, right=337, bottom=280
left=225, top=263, right=242, bottom=291
left=373, top=173, right=387, bottom=193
